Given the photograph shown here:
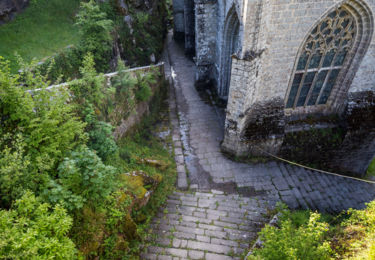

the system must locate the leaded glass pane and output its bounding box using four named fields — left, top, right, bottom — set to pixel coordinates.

left=328, top=11, right=337, bottom=19
left=286, top=6, right=356, bottom=109
left=308, top=54, right=322, bottom=69
left=334, top=50, right=347, bottom=66
left=297, top=72, right=316, bottom=107
left=286, top=73, right=303, bottom=108
left=342, top=19, right=349, bottom=29
left=297, top=53, right=309, bottom=70
left=318, top=69, right=340, bottom=104
left=321, top=21, right=329, bottom=31
left=339, top=10, right=348, bottom=17
left=326, top=36, right=333, bottom=45
left=323, top=49, right=336, bottom=67
left=307, top=70, right=328, bottom=105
